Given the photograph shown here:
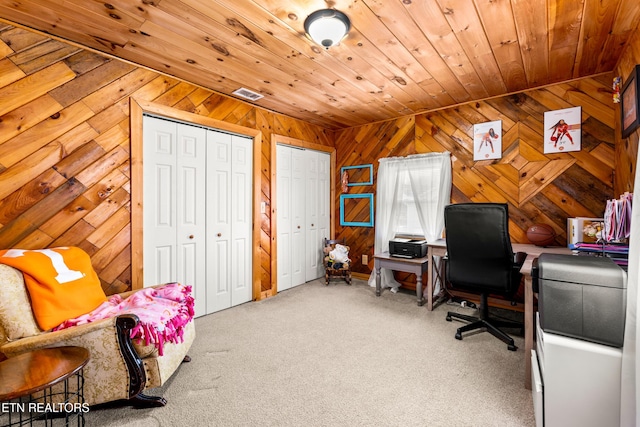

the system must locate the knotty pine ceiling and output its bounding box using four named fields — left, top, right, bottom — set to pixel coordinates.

left=1, top=0, right=638, bottom=130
